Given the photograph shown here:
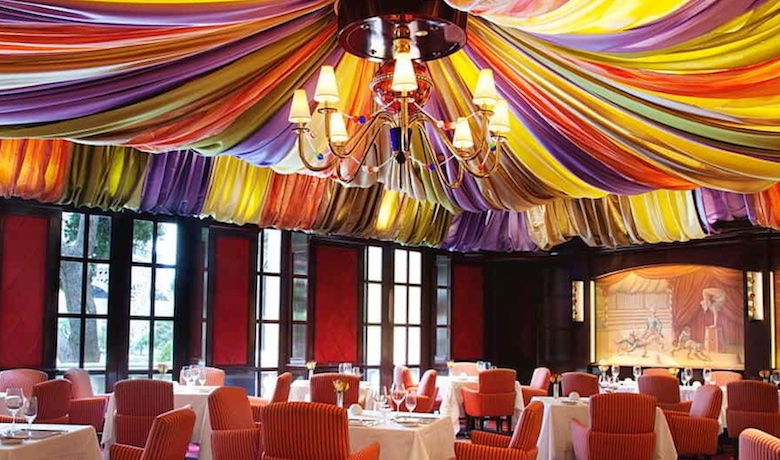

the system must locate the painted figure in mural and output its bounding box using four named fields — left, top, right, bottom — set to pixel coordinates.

left=700, top=287, right=726, bottom=328
left=641, top=309, right=665, bottom=344
left=616, top=330, right=662, bottom=357
left=671, top=326, right=711, bottom=362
